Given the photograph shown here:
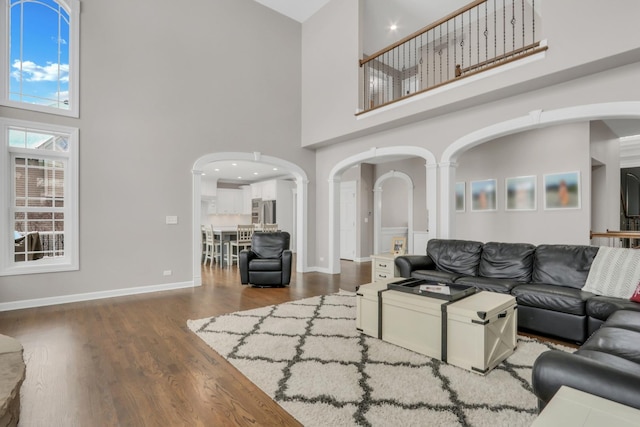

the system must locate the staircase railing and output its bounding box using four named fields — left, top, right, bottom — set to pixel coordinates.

left=359, top=0, right=546, bottom=114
